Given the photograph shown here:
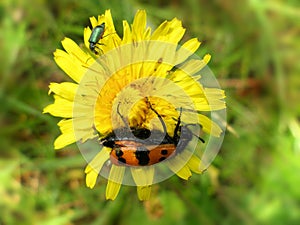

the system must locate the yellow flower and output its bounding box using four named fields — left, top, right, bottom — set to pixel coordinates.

left=44, top=9, right=226, bottom=200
